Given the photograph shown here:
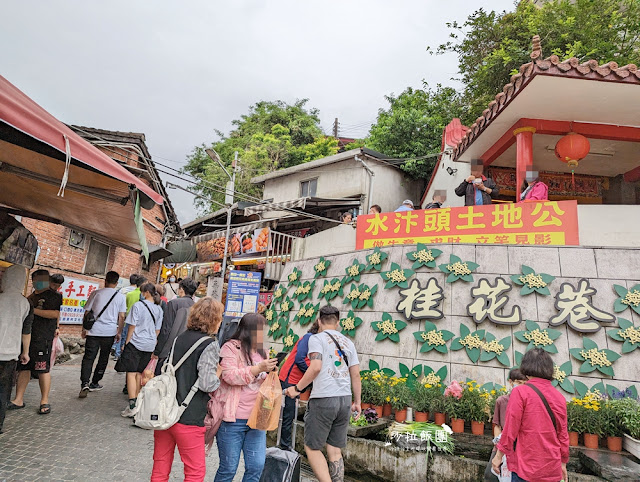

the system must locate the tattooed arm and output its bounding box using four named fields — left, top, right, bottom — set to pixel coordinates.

left=285, top=352, right=322, bottom=398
